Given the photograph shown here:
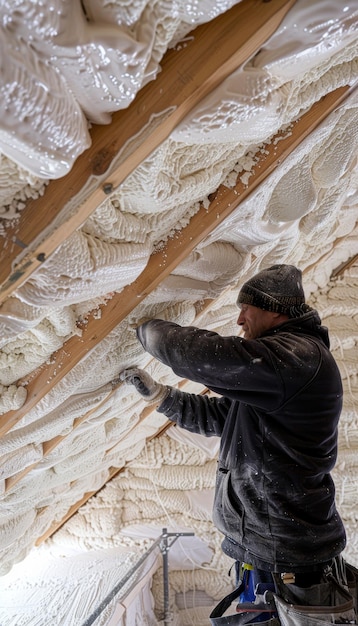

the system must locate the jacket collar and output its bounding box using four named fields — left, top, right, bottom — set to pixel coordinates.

left=260, top=309, right=330, bottom=348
